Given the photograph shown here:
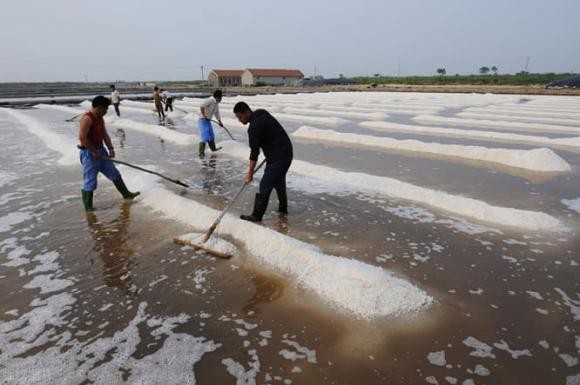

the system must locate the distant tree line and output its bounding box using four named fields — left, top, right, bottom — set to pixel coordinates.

left=352, top=72, right=575, bottom=86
